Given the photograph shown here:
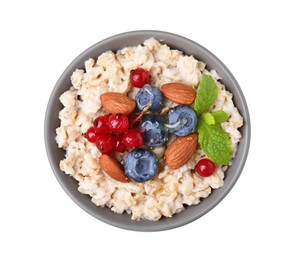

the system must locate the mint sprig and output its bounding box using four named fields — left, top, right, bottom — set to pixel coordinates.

left=194, top=73, right=231, bottom=165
